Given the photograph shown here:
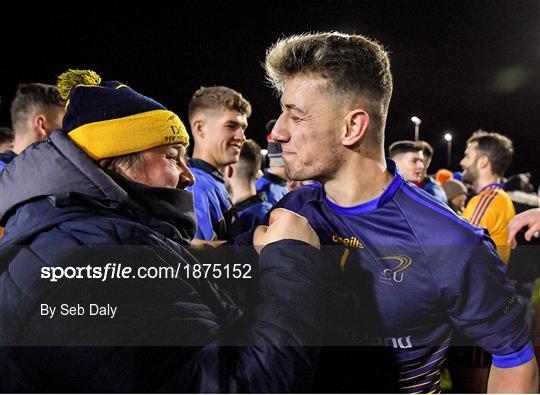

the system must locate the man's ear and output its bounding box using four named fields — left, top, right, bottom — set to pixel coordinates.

left=192, top=119, right=205, bottom=139
left=342, top=109, right=369, bottom=147
left=33, top=115, right=48, bottom=139
left=477, top=155, right=490, bottom=170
